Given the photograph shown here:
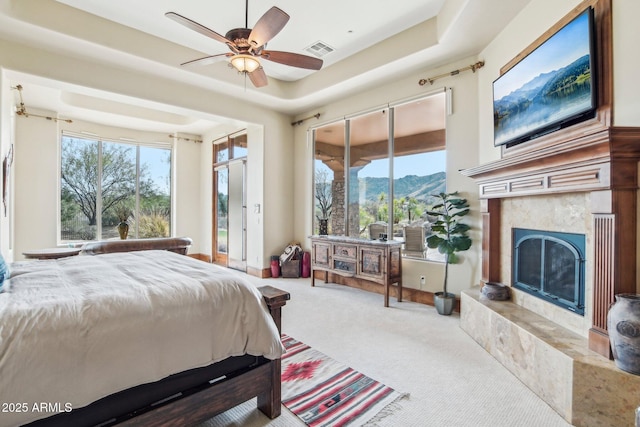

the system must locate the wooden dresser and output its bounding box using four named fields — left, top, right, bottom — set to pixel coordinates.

left=310, top=235, right=402, bottom=307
